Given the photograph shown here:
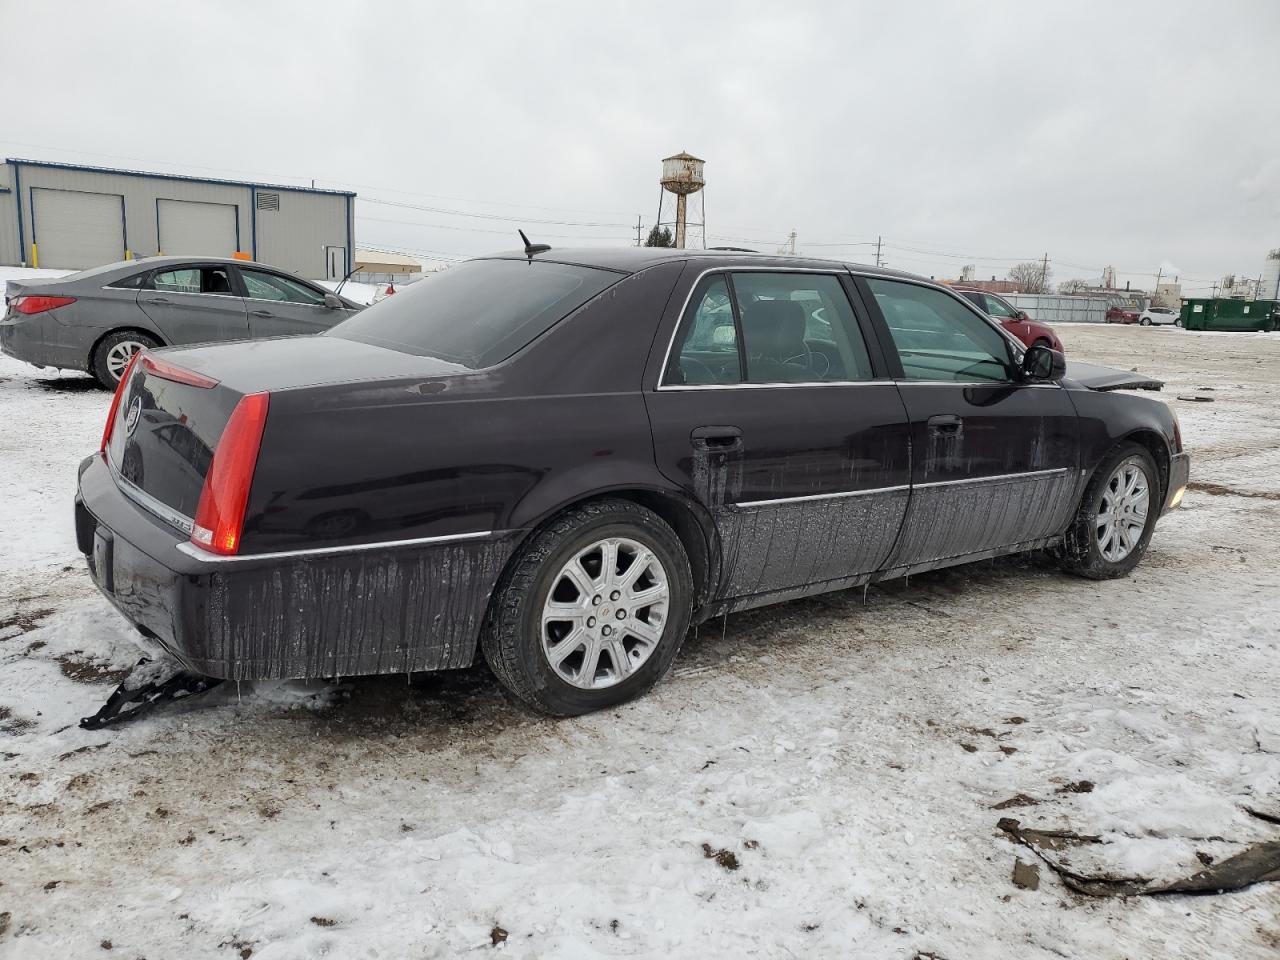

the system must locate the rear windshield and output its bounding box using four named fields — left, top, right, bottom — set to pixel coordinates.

left=326, top=259, right=621, bottom=368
